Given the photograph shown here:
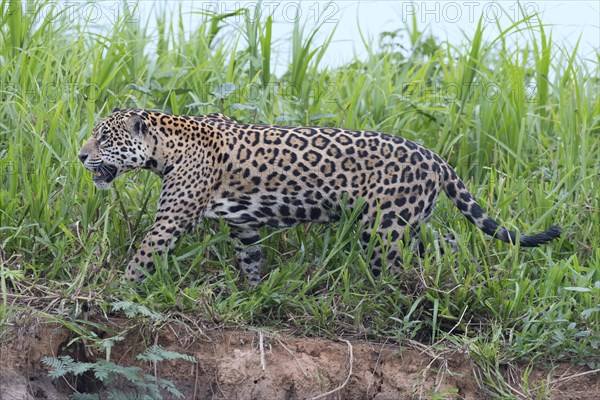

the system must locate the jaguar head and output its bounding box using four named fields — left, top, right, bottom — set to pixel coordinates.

left=78, top=109, right=150, bottom=189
